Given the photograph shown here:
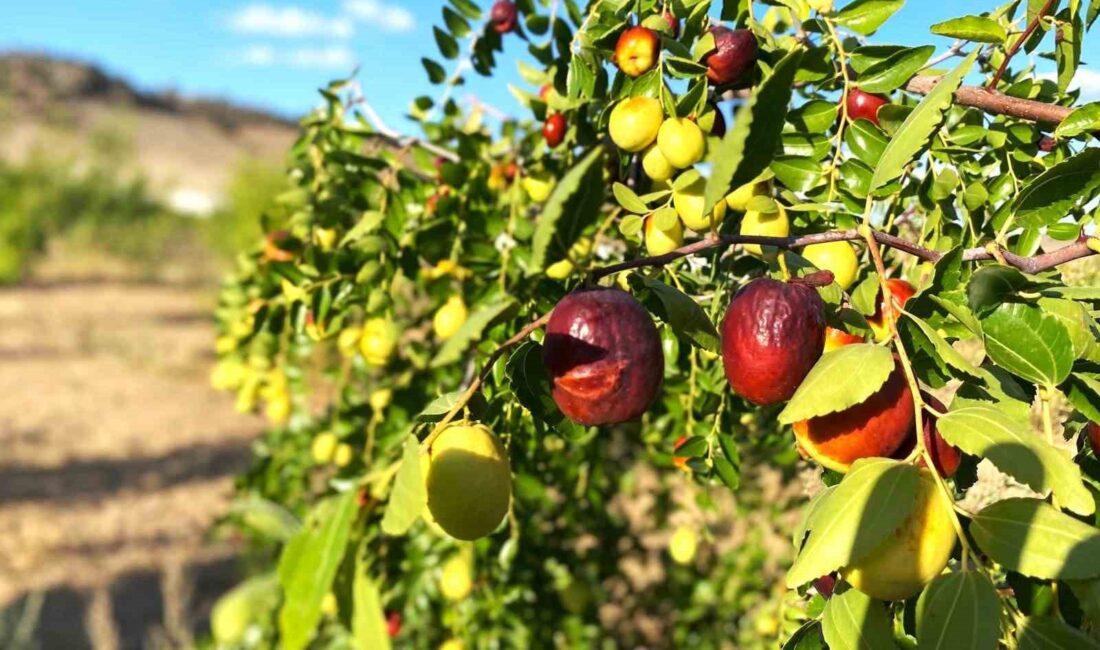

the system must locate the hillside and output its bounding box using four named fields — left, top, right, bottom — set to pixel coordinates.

left=0, top=53, right=299, bottom=214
